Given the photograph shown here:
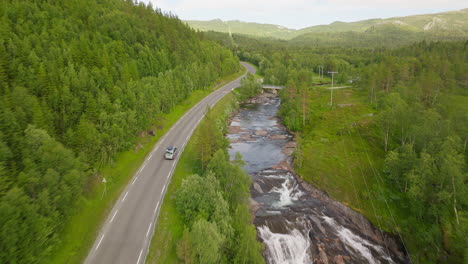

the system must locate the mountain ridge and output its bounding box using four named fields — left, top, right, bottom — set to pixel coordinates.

left=185, top=8, right=468, bottom=39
